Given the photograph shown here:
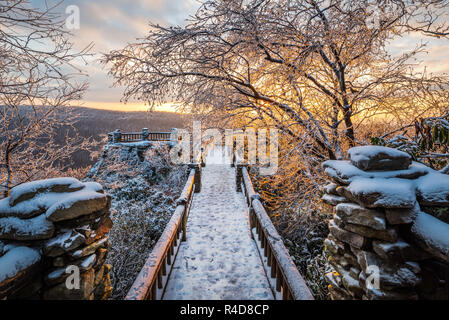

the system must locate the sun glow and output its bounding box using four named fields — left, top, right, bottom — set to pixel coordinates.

left=80, top=101, right=184, bottom=113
